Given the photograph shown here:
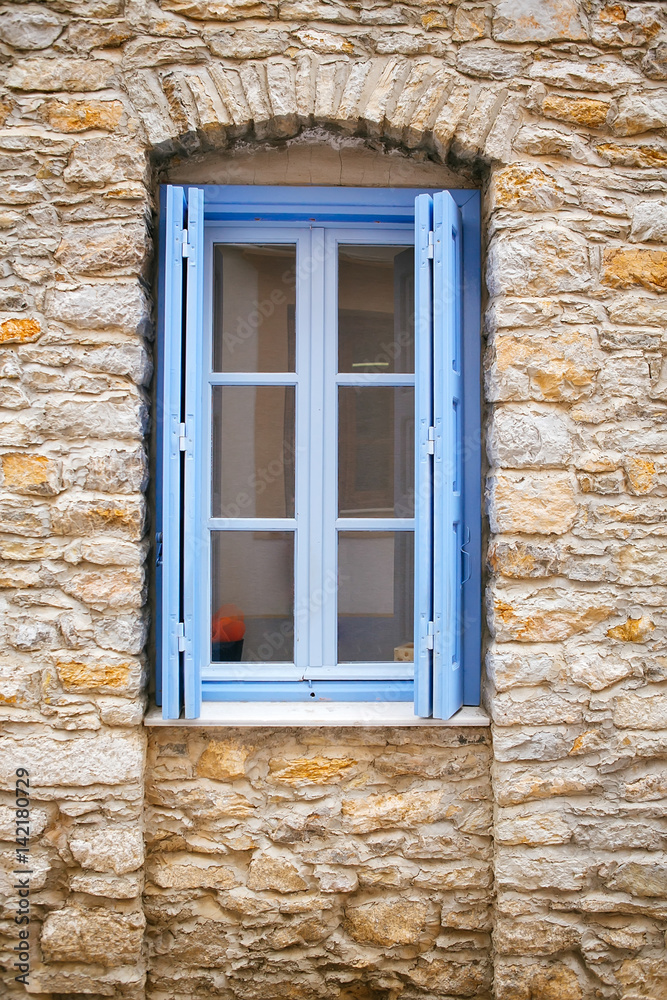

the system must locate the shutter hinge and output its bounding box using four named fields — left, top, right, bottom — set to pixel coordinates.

left=426, top=426, right=436, bottom=455
left=426, top=621, right=435, bottom=650
left=179, top=422, right=187, bottom=451
left=178, top=622, right=186, bottom=652
left=427, top=231, right=434, bottom=259
left=181, top=229, right=192, bottom=257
